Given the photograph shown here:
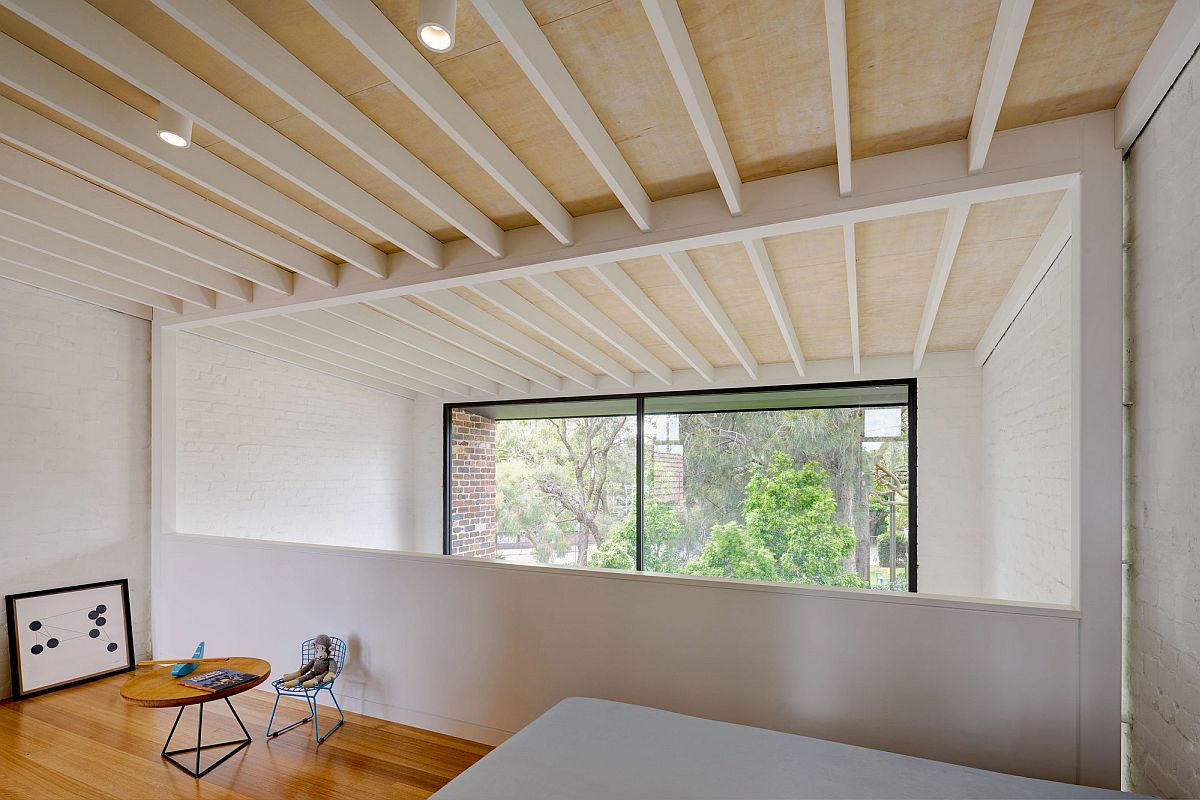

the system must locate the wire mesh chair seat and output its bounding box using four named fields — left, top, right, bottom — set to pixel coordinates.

left=266, top=636, right=346, bottom=745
